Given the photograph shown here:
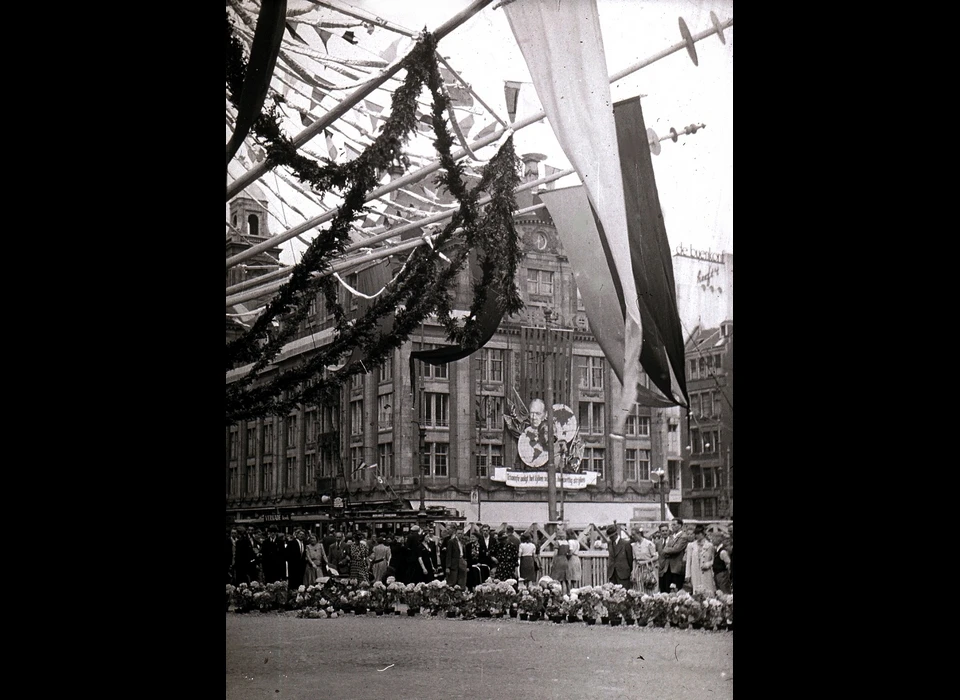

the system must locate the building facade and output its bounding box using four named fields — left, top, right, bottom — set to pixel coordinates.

left=678, top=320, right=734, bottom=520
left=225, top=159, right=729, bottom=532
